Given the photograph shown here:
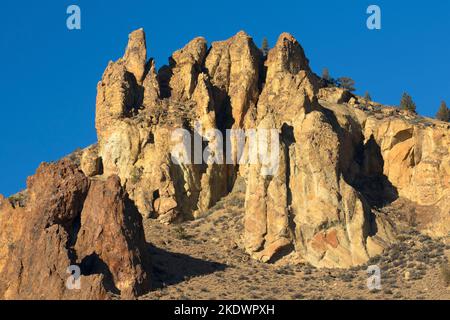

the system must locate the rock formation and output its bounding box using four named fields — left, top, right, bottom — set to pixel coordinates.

left=362, top=112, right=450, bottom=237
left=0, top=28, right=449, bottom=299
left=241, top=34, right=394, bottom=267
left=0, top=160, right=150, bottom=299
left=88, top=28, right=448, bottom=268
